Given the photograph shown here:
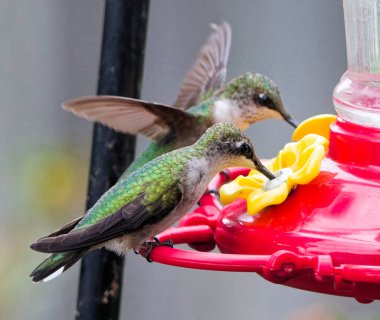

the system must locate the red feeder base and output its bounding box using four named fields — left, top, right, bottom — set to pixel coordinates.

left=140, top=118, right=380, bottom=303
